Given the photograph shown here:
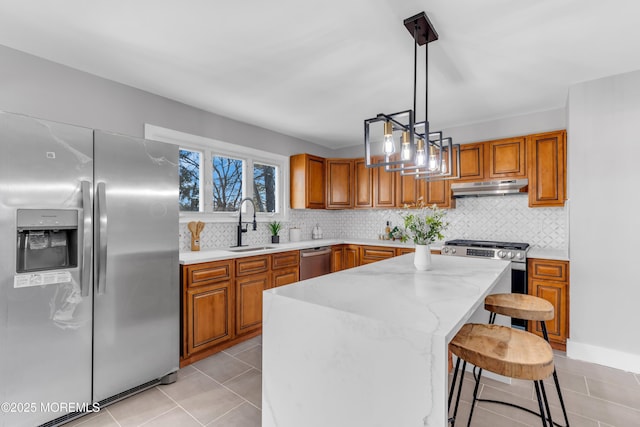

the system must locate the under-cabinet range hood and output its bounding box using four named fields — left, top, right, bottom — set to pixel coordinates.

left=451, top=179, right=528, bottom=197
